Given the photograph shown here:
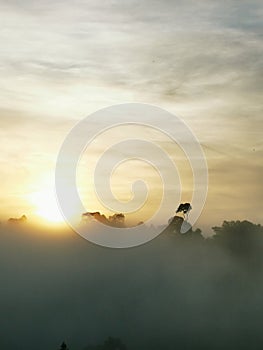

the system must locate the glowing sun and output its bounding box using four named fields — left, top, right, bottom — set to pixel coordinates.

left=30, top=188, right=65, bottom=224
